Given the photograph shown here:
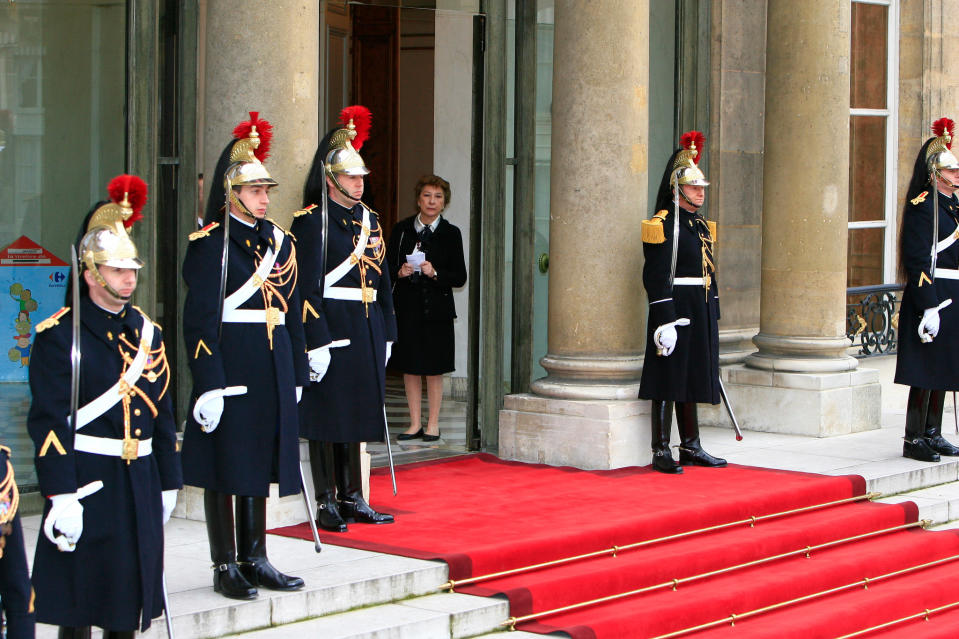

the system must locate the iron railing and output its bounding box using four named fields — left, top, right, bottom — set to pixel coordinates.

left=846, top=284, right=903, bottom=357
